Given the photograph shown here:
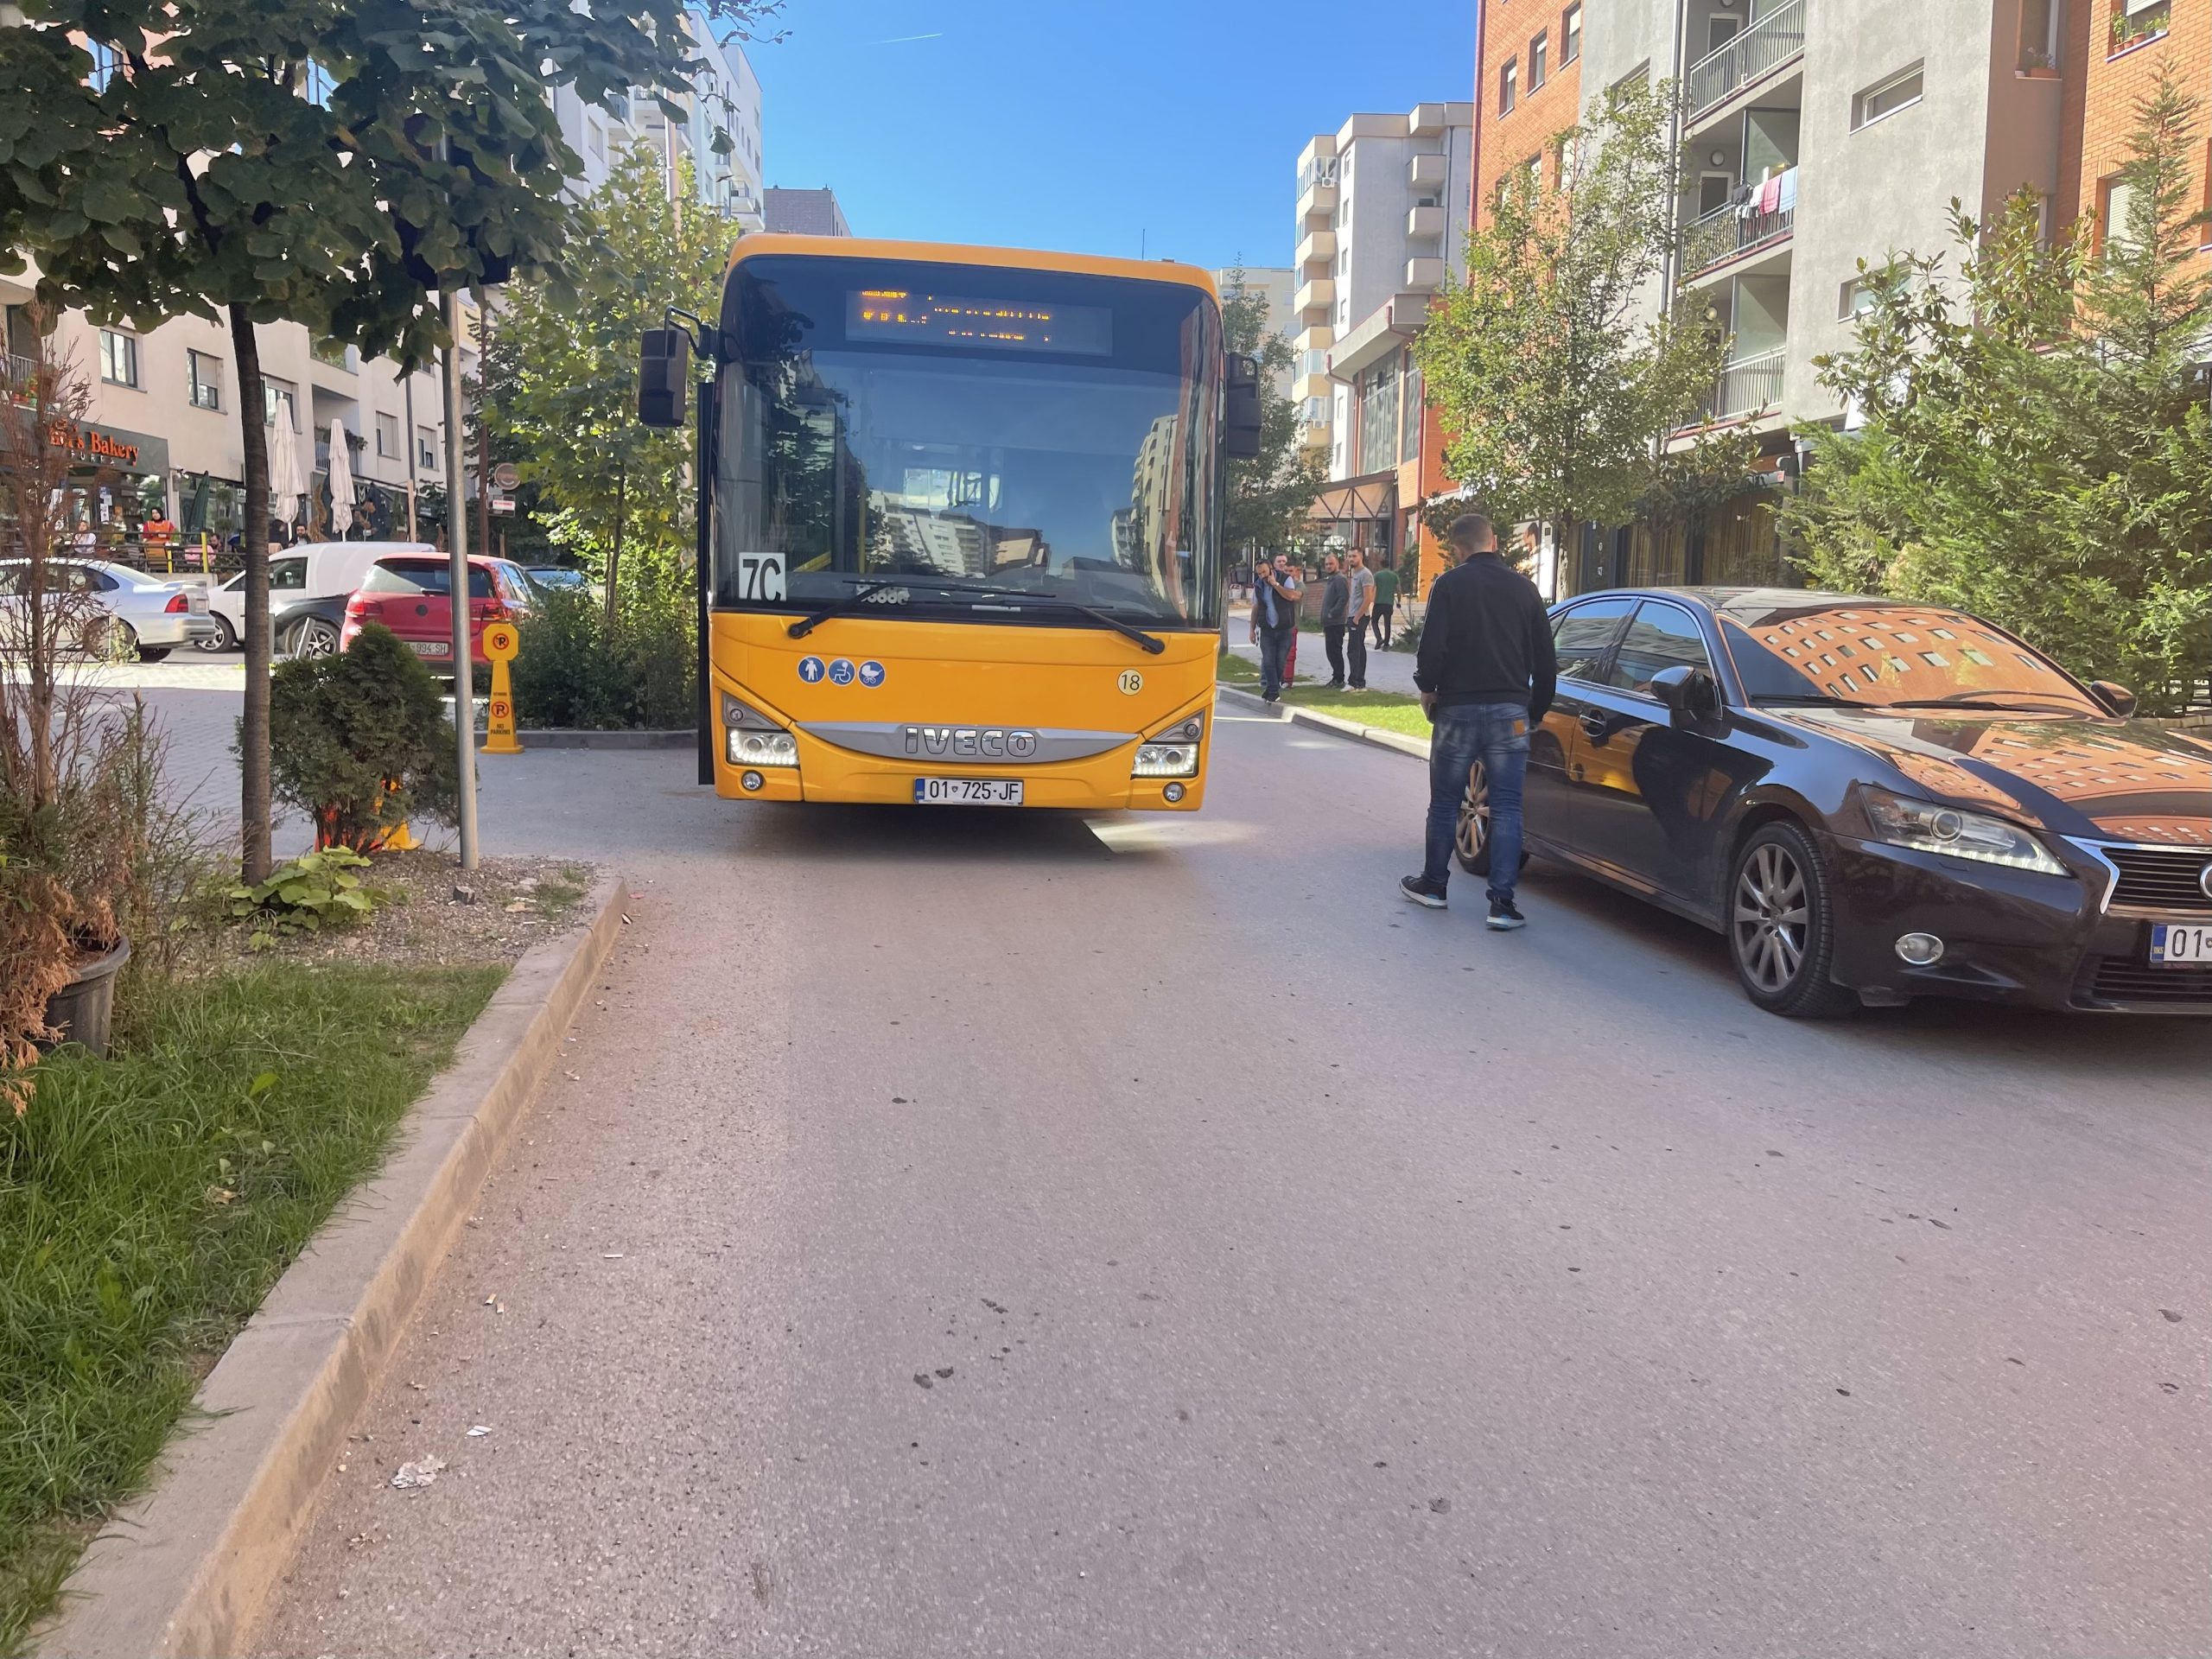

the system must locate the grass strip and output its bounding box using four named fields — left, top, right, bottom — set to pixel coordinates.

left=1218, top=654, right=1433, bottom=741
left=0, top=963, right=503, bottom=1655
